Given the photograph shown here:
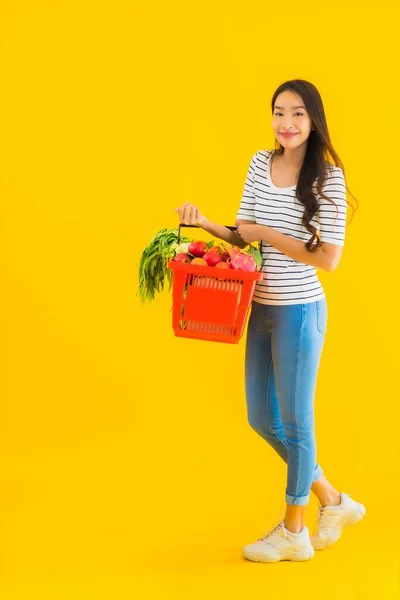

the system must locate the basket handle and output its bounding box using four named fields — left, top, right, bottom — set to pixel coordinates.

left=177, top=223, right=237, bottom=244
